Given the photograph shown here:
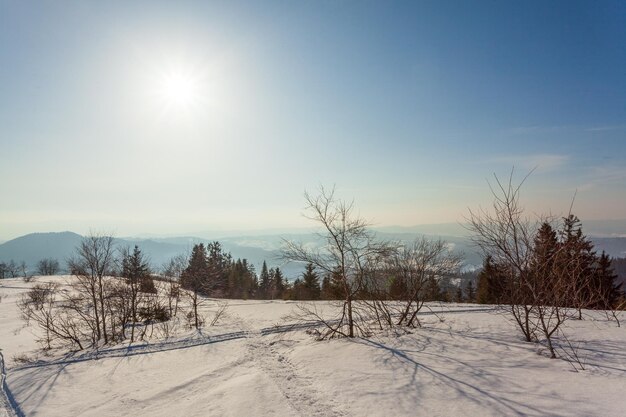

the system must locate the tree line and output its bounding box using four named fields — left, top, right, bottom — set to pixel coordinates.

left=0, top=258, right=60, bottom=278
left=14, top=181, right=626, bottom=357
left=467, top=172, right=625, bottom=359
